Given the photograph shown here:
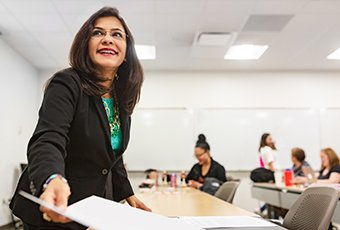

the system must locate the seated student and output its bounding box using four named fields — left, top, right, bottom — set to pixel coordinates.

left=186, top=134, right=227, bottom=189
left=139, top=169, right=158, bottom=188
left=295, top=148, right=340, bottom=184
left=144, top=168, right=158, bottom=180
left=291, top=147, right=311, bottom=177
left=259, top=133, right=278, bottom=172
